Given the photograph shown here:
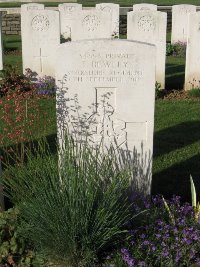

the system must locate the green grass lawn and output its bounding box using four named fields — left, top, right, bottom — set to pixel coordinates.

left=1, top=35, right=199, bottom=203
